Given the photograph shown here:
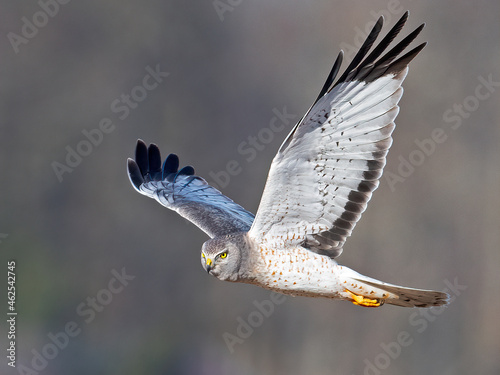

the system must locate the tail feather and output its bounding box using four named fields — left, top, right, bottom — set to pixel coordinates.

left=352, top=278, right=450, bottom=308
